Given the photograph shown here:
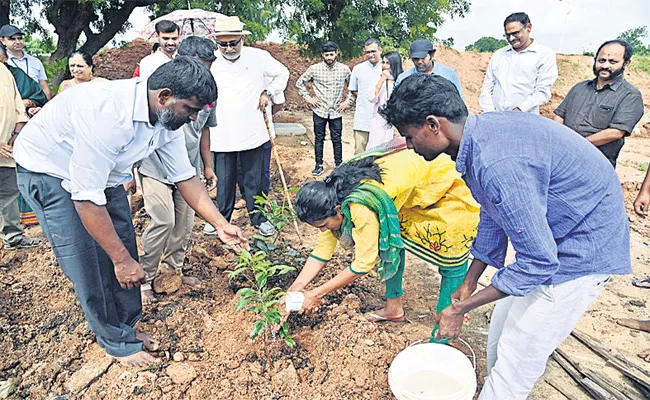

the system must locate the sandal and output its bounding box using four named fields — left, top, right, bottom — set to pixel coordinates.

left=632, top=277, right=650, bottom=289
left=365, top=312, right=409, bottom=323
